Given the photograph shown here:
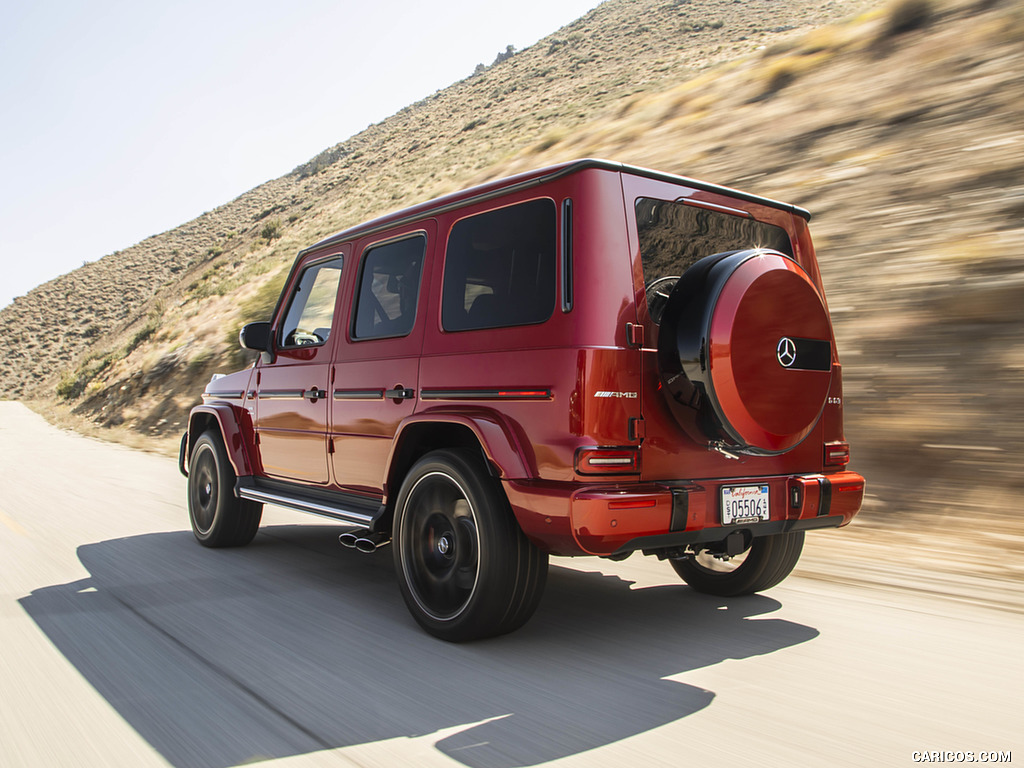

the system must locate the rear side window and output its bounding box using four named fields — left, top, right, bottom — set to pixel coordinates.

left=635, top=197, right=794, bottom=283
left=353, top=234, right=425, bottom=339
left=278, top=257, right=343, bottom=348
left=442, top=199, right=556, bottom=332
